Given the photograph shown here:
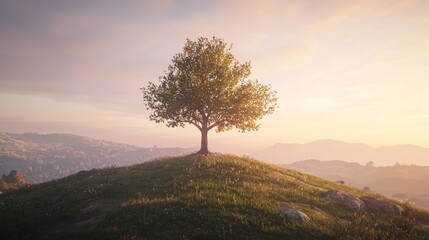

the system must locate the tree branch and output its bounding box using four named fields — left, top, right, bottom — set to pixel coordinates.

left=208, top=120, right=225, bottom=130
left=191, top=121, right=202, bottom=131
